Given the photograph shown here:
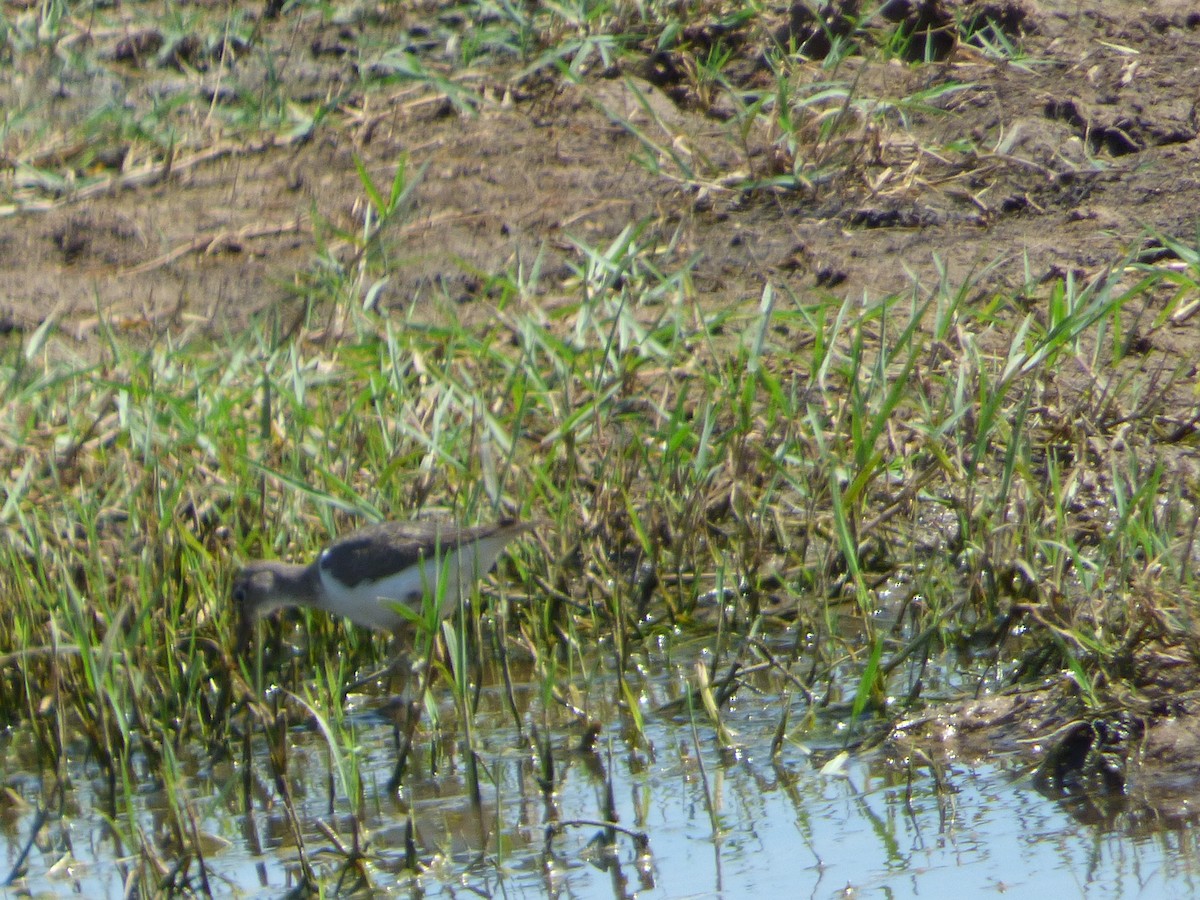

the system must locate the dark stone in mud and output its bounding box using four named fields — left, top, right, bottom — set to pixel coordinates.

left=776, top=1, right=860, bottom=60
left=162, top=34, right=205, bottom=71
left=311, top=32, right=357, bottom=58
left=815, top=264, right=847, bottom=287
left=889, top=647, right=1200, bottom=831
left=1032, top=715, right=1137, bottom=795
left=681, top=20, right=748, bottom=55
left=1045, top=98, right=1195, bottom=157
left=879, top=0, right=957, bottom=61
left=1138, top=238, right=1182, bottom=265
left=846, top=205, right=942, bottom=228
left=1090, top=123, right=1141, bottom=156
left=110, top=29, right=165, bottom=65
left=51, top=218, right=91, bottom=264
left=639, top=51, right=687, bottom=88
left=1045, top=97, right=1086, bottom=129
left=774, top=0, right=1029, bottom=64
left=961, top=2, right=1034, bottom=42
